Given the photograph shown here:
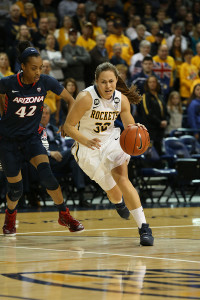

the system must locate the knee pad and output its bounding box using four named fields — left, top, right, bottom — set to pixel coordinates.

left=37, top=162, right=59, bottom=190
left=7, top=180, right=23, bottom=202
